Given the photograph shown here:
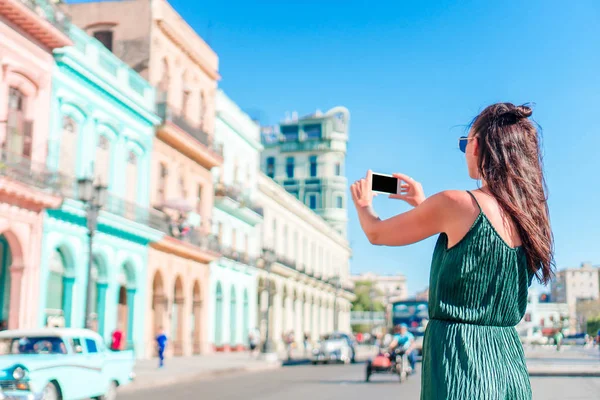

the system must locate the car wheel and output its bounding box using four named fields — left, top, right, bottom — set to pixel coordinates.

left=96, top=381, right=118, bottom=400
left=42, top=382, right=61, bottom=400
